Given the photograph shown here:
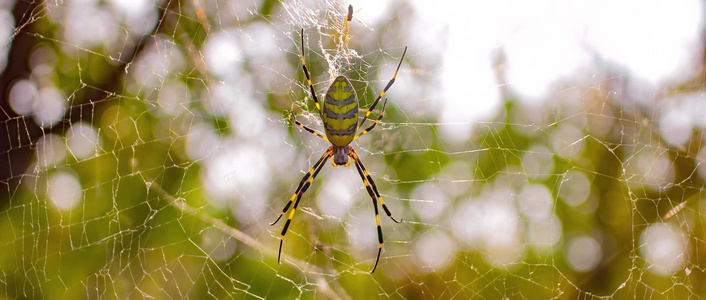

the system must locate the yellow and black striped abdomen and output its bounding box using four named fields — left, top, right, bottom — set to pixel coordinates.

left=322, top=76, right=358, bottom=147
